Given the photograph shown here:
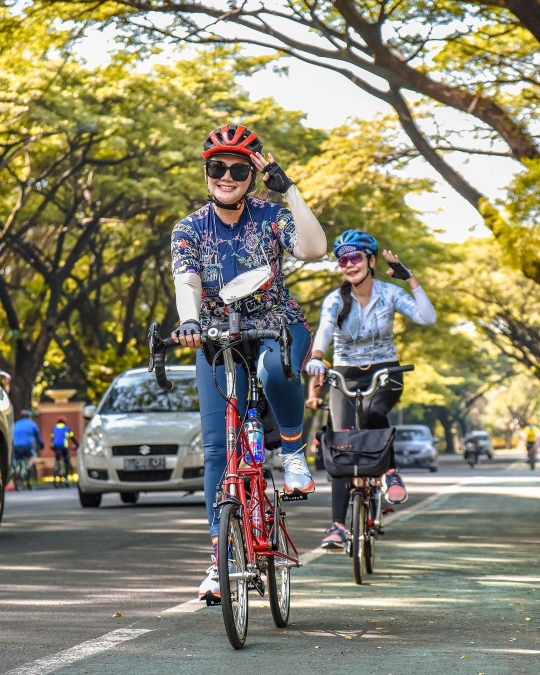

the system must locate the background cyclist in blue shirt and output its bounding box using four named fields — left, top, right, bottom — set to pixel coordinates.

left=50, top=416, right=78, bottom=478
left=13, top=409, right=44, bottom=466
